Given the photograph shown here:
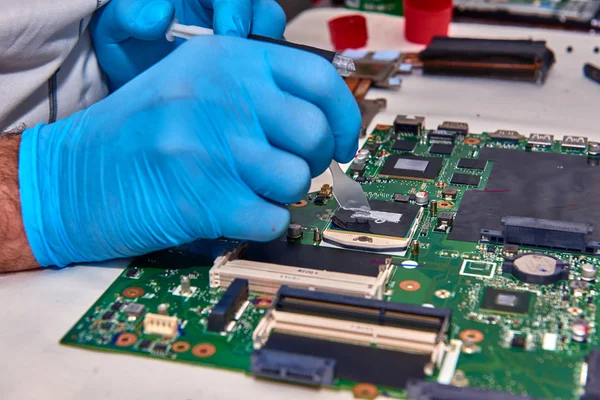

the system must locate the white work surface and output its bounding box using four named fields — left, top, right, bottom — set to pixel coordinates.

left=1, top=9, right=599, bottom=400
